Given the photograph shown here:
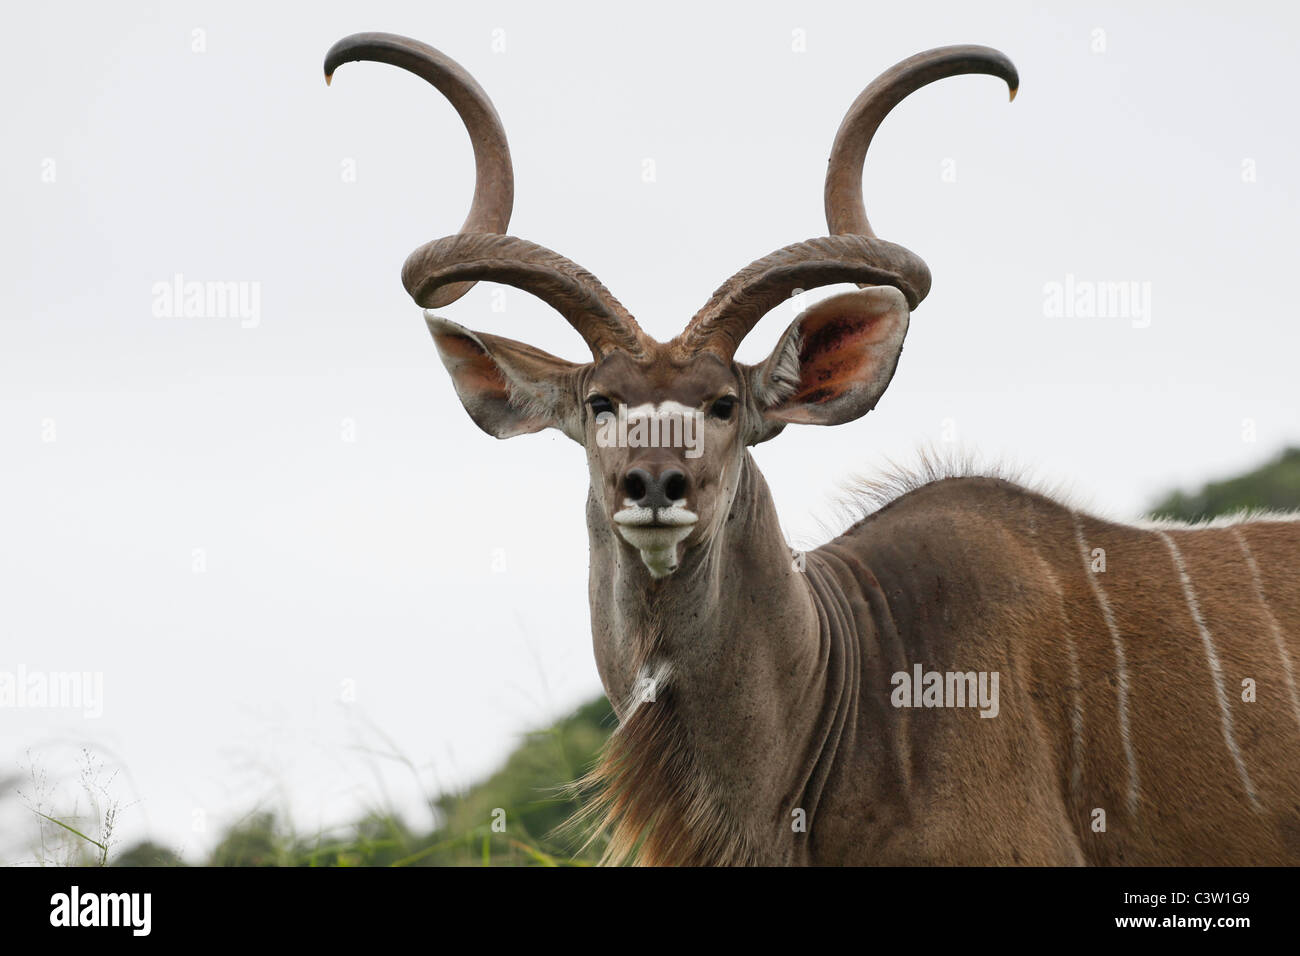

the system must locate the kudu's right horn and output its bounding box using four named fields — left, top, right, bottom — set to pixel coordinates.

left=675, top=45, right=1018, bottom=361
